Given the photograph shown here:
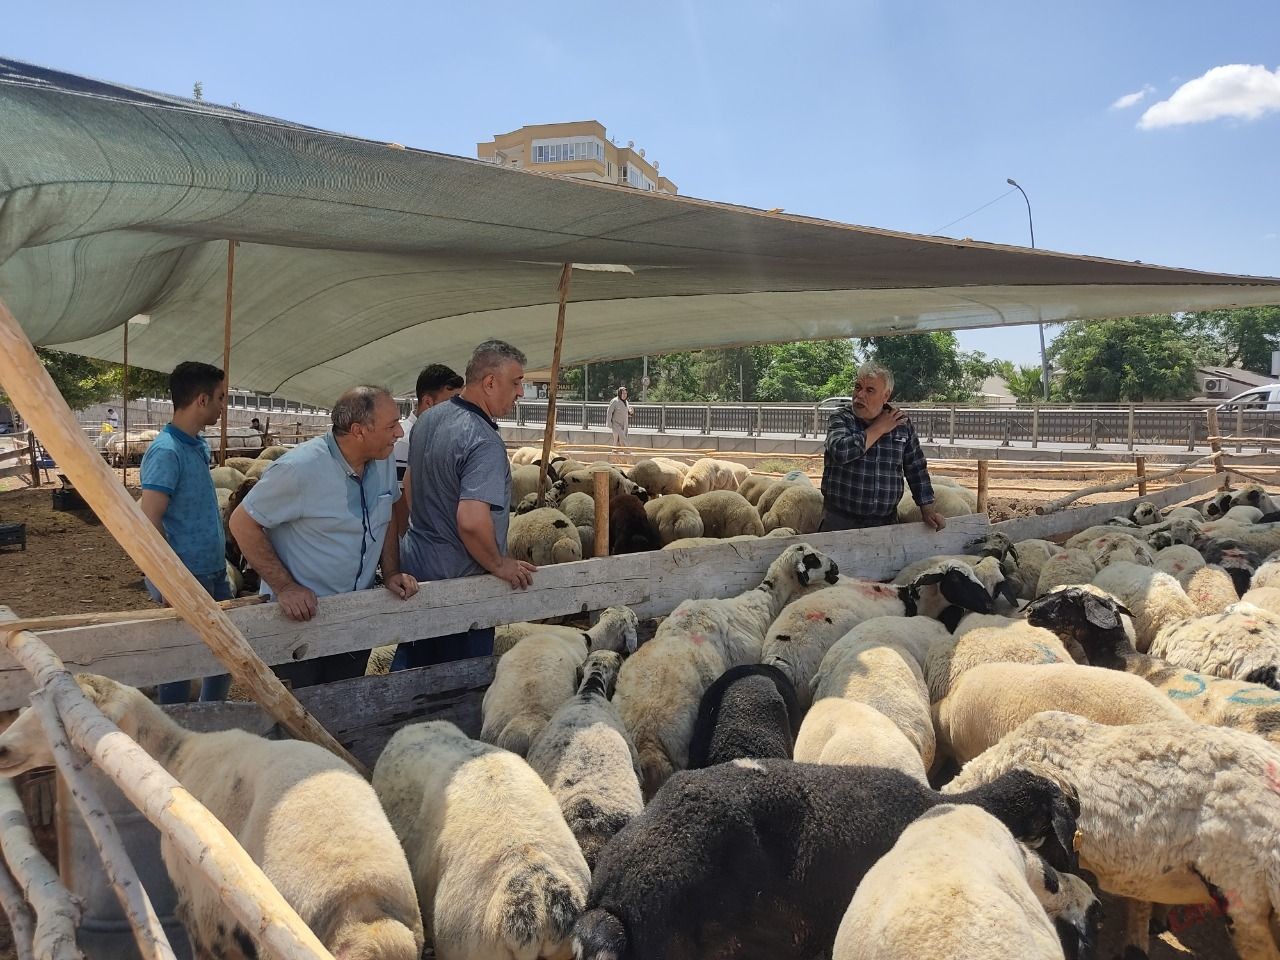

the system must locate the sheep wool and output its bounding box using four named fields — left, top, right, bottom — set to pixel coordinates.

left=792, top=697, right=928, bottom=783
left=736, top=472, right=776, bottom=505
left=1150, top=602, right=1280, bottom=688
left=1253, top=554, right=1280, bottom=591
left=373, top=721, right=589, bottom=960
left=509, top=446, right=542, bottom=465
left=1183, top=564, right=1245, bottom=615
left=1242, top=586, right=1280, bottom=617
left=613, top=543, right=838, bottom=797
left=1153, top=544, right=1206, bottom=586
left=508, top=507, right=583, bottom=565
left=687, top=489, right=765, bottom=539
left=1230, top=483, right=1278, bottom=515
left=933, top=660, right=1189, bottom=765
left=756, top=479, right=804, bottom=517
left=1010, top=538, right=1065, bottom=599
left=644, top=494, right=705, bottom=544
left=628, top=457, right=688, bottom=497
left=1036, top=549, right=1098, bottom=597
left=898, top=485, right=976, bottom=523
left=1091, top=561, right=1196, bottom=652
left=687, top=663, right=801, bottom=768
left=945, top=711, right=1280, bottom=960
left=925, top=619, right=1073, bottom=703
left=525, top=650, right=643, bottom=871
left=0, top=676, right=423, bottom=960
left=832, top=804, right=1099, bottom=960
left=681, top=457, right=750, bottom=496
left=493, top=621, right=589, bottom=658
left=510, top=463, right=560, bottom=507
left=760, top=482, right=824, bottom=535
